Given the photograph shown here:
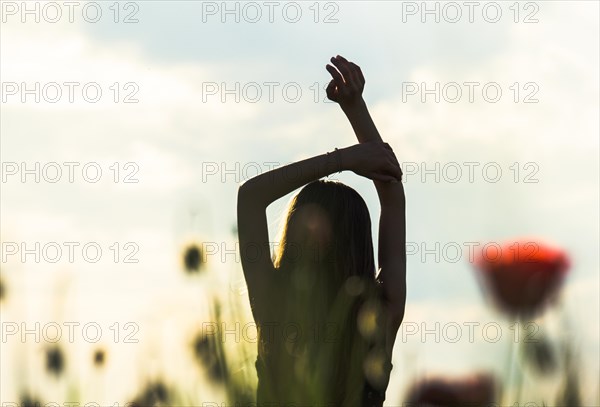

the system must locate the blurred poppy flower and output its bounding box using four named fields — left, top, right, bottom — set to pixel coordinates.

left=129, top=381, right=171, bottom=407
left=190, top=299, right=230, bottom=383
left=404, top=373, right=497, bottom=407
left=93, top=348, right=106, bottom=367
left=180, top=241, right=205, bottom=273
left=473, top=239, right=570, bottom=318
left=191, top=331, right=229, bottom=383
left=19, top=393, right=43, bottom=407
left=45, top=345, right=65, bottom=376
